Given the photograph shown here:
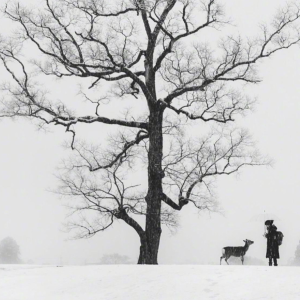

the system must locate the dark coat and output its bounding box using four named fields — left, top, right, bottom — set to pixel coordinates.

left=265, top=224, right=280, bottom=259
